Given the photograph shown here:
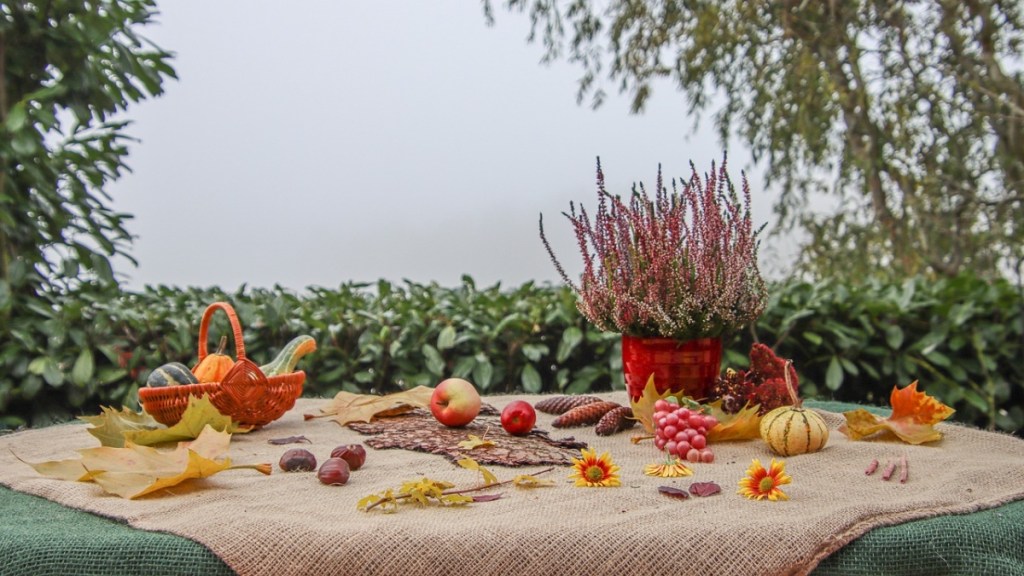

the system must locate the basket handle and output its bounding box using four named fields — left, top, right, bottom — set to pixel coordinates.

left=197, top=302, right=247, bottom=362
